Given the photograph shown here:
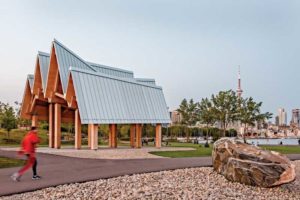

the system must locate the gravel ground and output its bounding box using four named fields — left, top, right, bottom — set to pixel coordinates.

left=2, top=161, right=299, bottom=200
left=0, top=147, right=195, bottom=159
